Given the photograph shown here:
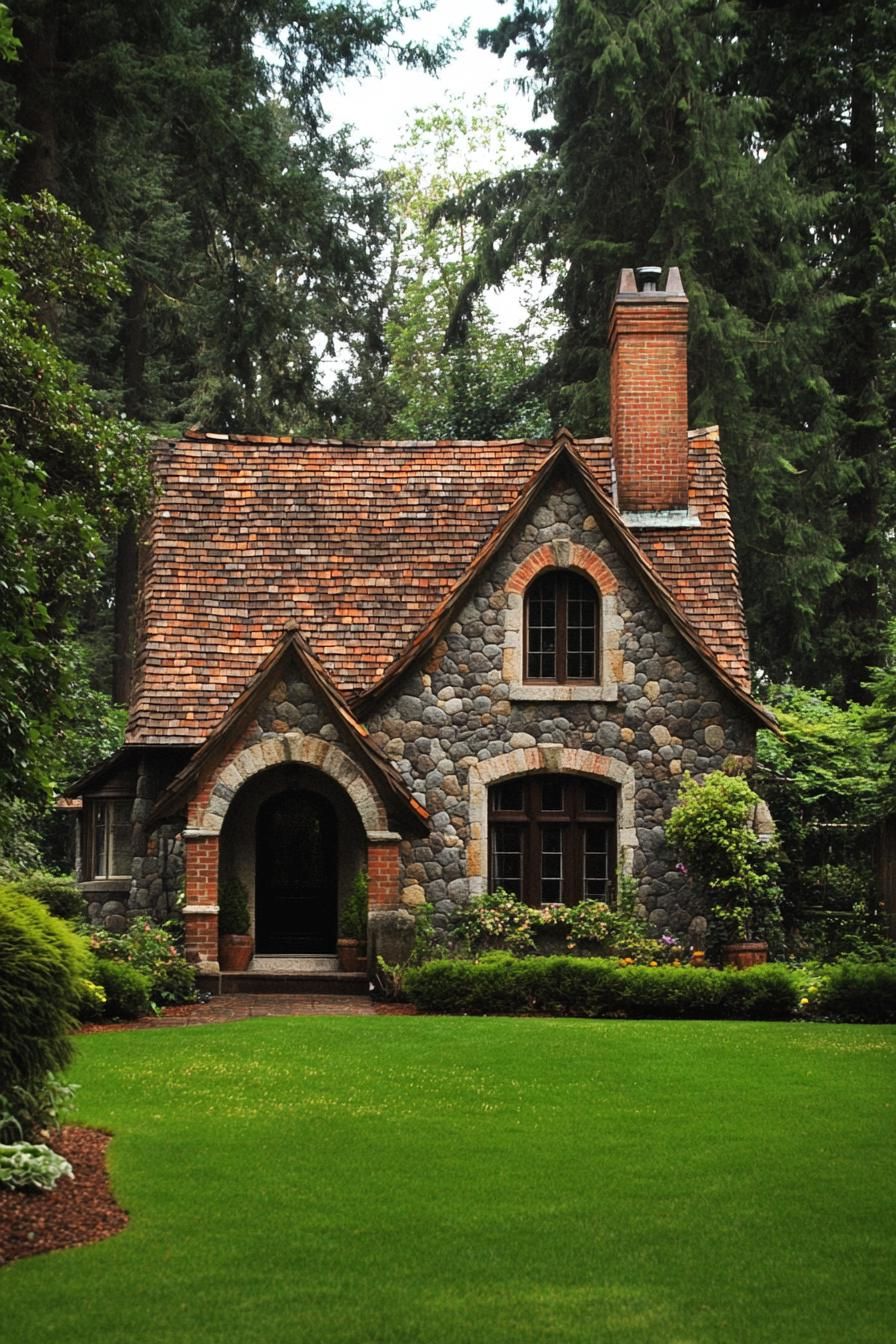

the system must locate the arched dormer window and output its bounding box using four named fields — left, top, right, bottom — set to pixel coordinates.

left=525, top=570, right=598, bottom=683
